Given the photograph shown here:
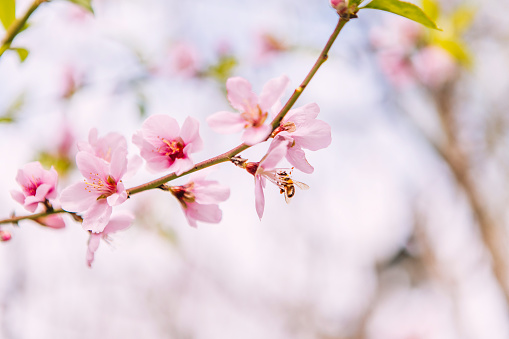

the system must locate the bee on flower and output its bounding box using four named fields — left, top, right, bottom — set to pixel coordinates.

left=232, top=140, right=309, bottom=219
